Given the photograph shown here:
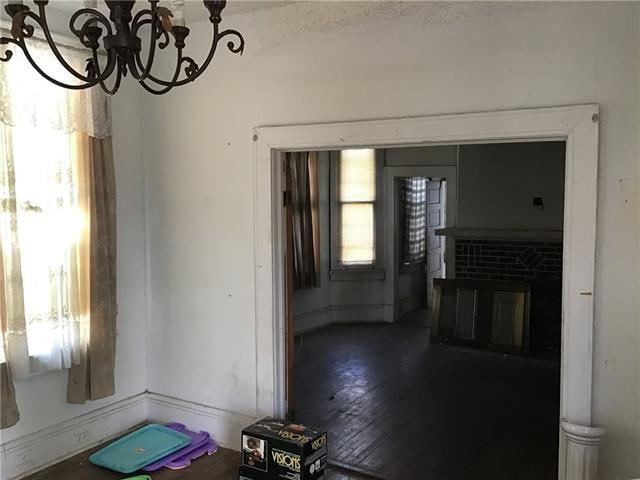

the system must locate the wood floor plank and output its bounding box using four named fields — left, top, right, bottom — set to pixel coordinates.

left=24, top=443, right=362, bottom=480
left=294, top=322, right=560, bottom=480
left=28, top=320, right=558, bottom=480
